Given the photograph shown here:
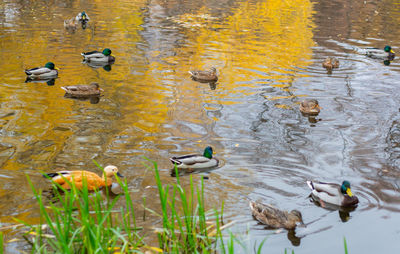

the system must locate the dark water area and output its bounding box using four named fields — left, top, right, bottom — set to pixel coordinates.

left=0, top=0, right=399, bottom=252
